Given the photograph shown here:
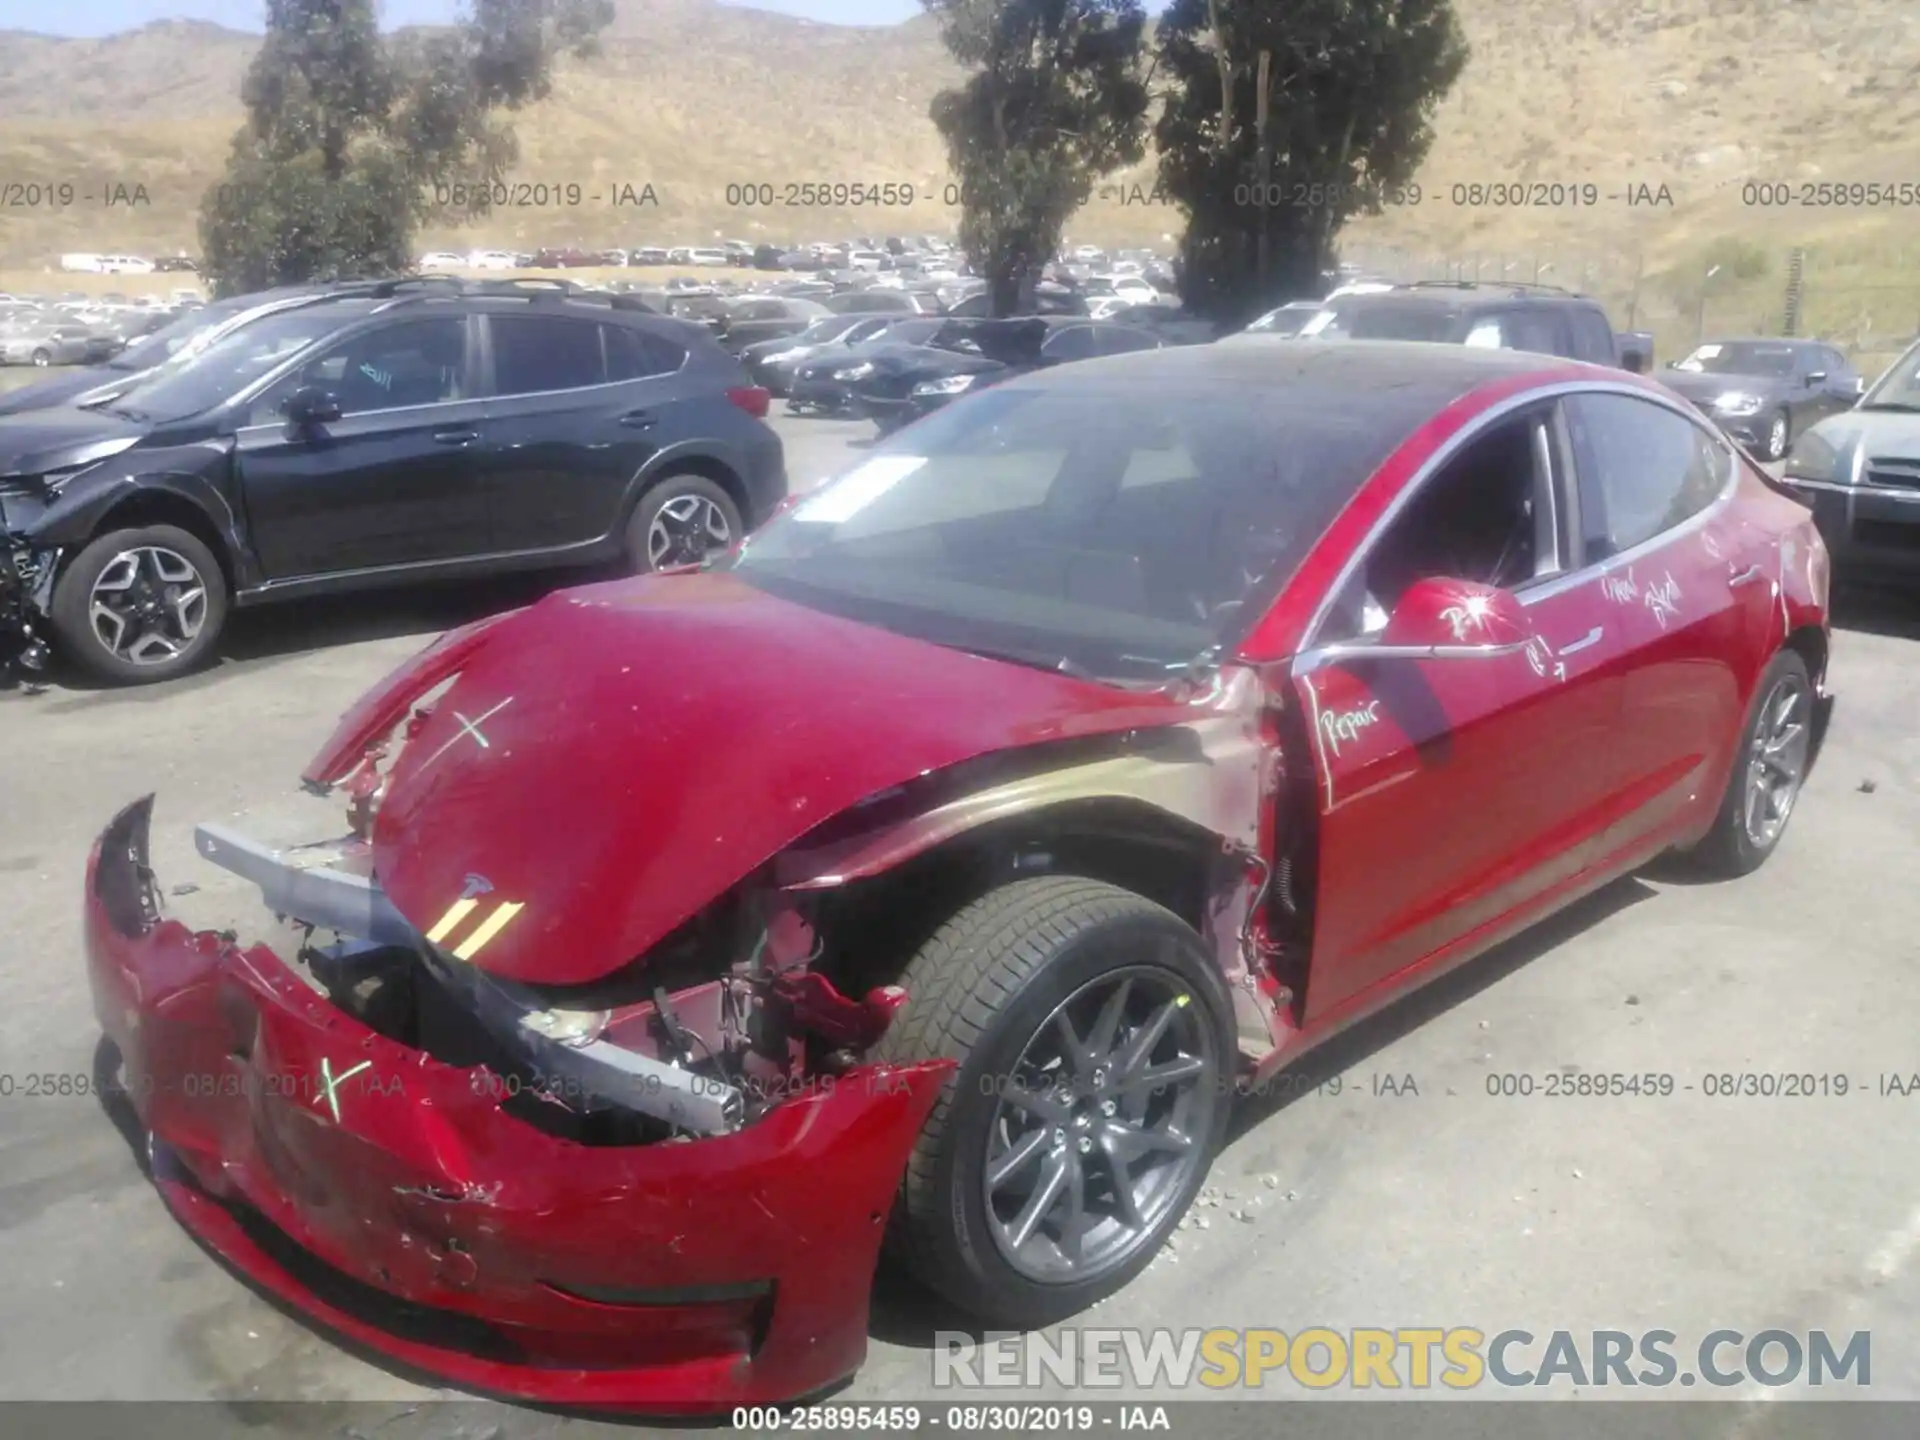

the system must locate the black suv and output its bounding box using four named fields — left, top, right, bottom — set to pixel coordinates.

left=0, top=278, right=784, bottom=685
left=1265, top=282, right=1640, bottom=369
